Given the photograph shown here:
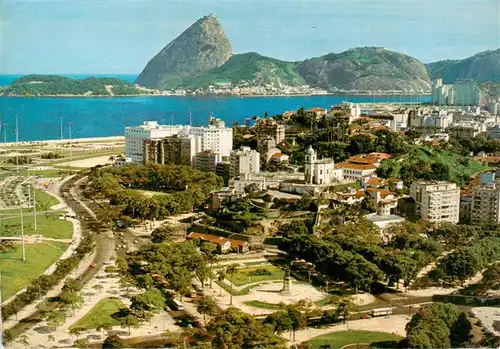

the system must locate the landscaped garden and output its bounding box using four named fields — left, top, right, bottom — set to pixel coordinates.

left=69, top=297, right=126, bottom=331
left=229, top=266, right=285, bottom=286
left=0, top=241, right=68, bottom=299
left=305, top=330, right=403, bottom=349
